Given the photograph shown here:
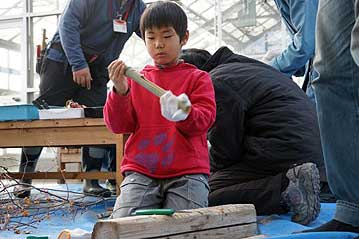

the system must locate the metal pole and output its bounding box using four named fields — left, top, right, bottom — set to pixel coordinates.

left=214, top=0, right=222, bottom=49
